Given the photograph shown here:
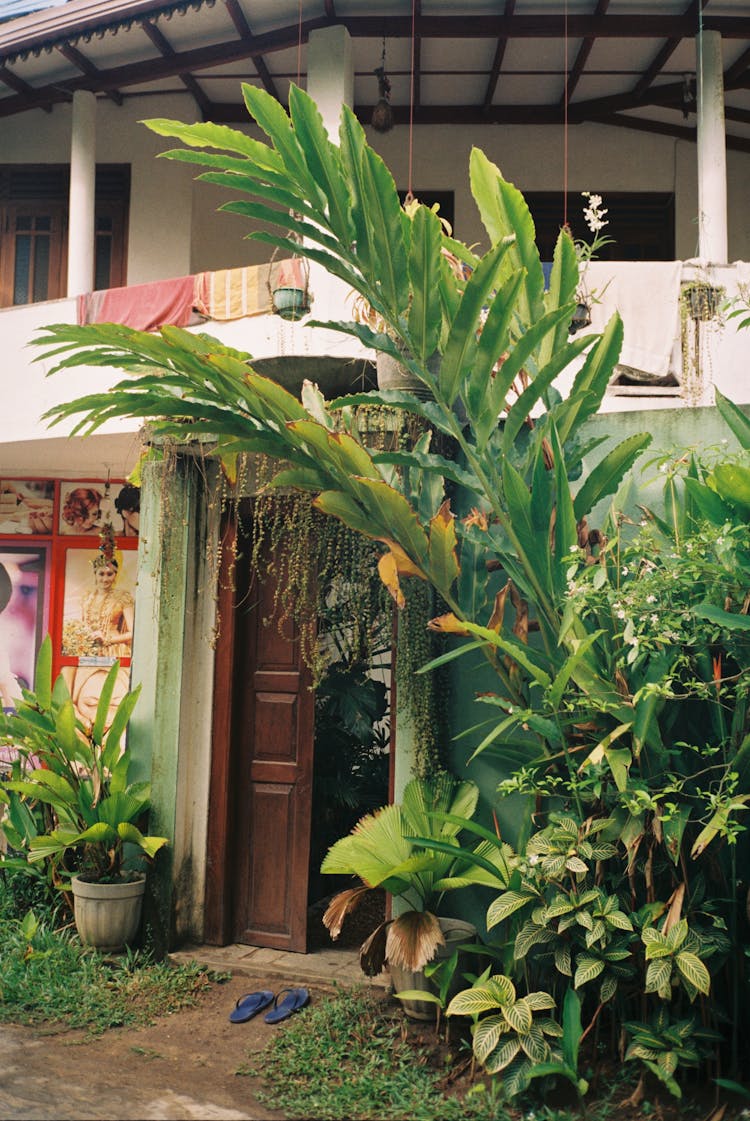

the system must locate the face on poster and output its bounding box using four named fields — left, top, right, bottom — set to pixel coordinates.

left=61, top=547, right=137, bottom=662
left=61, top=663, right=131, bottom=737
left=0, top=480, right=55, bottom=535
left=0, top=547, right=47, bottom=708
left=59, top=482, right=141, bottom=538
